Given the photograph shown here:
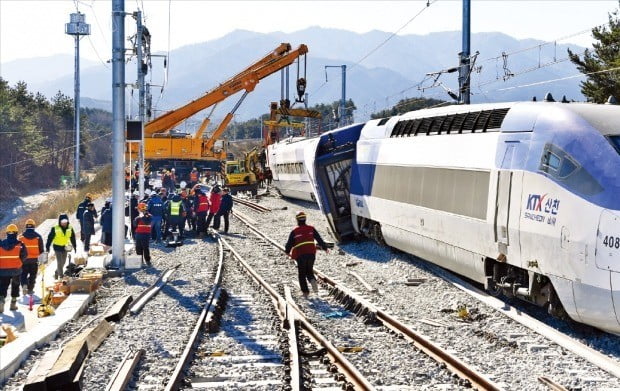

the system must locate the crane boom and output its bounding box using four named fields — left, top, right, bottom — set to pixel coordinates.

left=144, top=43, right=308, bottom=137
